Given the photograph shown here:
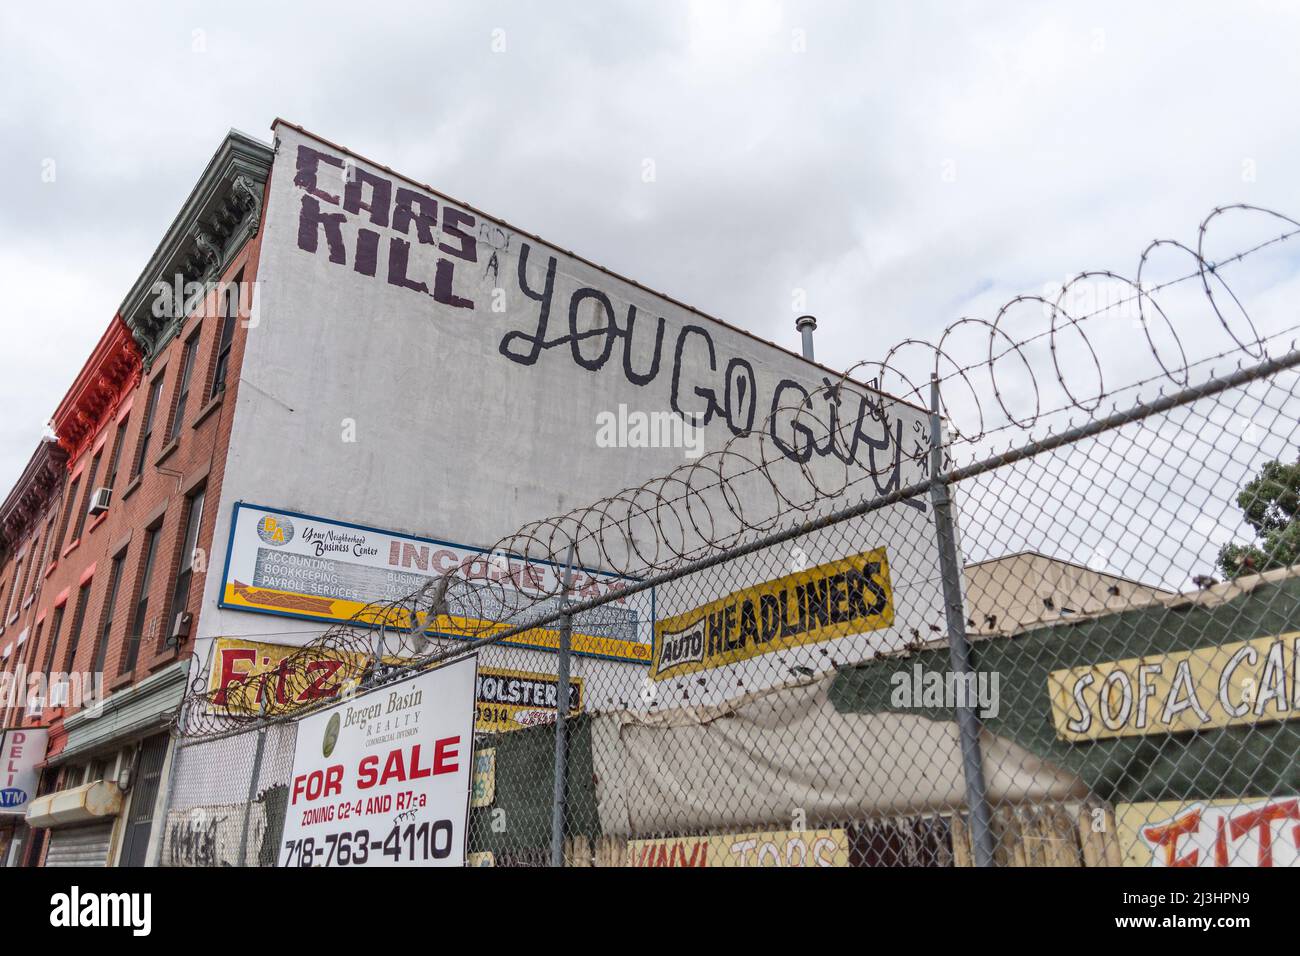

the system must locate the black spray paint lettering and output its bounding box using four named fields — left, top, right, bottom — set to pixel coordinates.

left=294, top=144, right=476, bottom=310
left=500, top=245, right=757, bottom=436
left=167, top=815, right=226, bottom=867
left=500, top=243, right=925, bottom=506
